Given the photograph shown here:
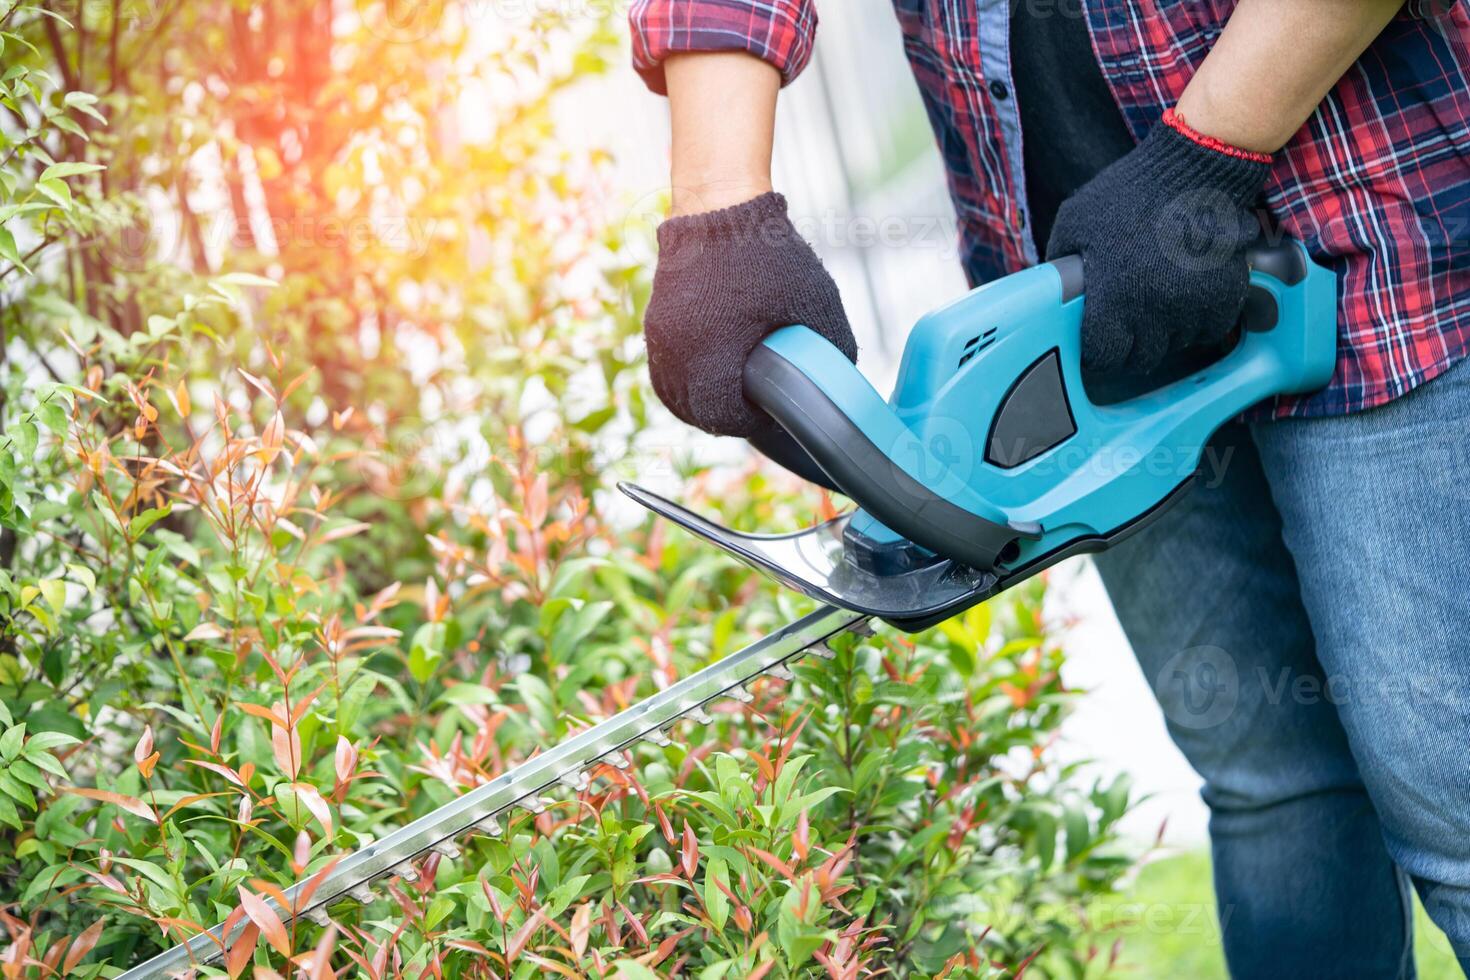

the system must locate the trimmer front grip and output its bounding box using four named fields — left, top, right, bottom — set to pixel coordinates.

left=743, top=330, right=1041, bottom=571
